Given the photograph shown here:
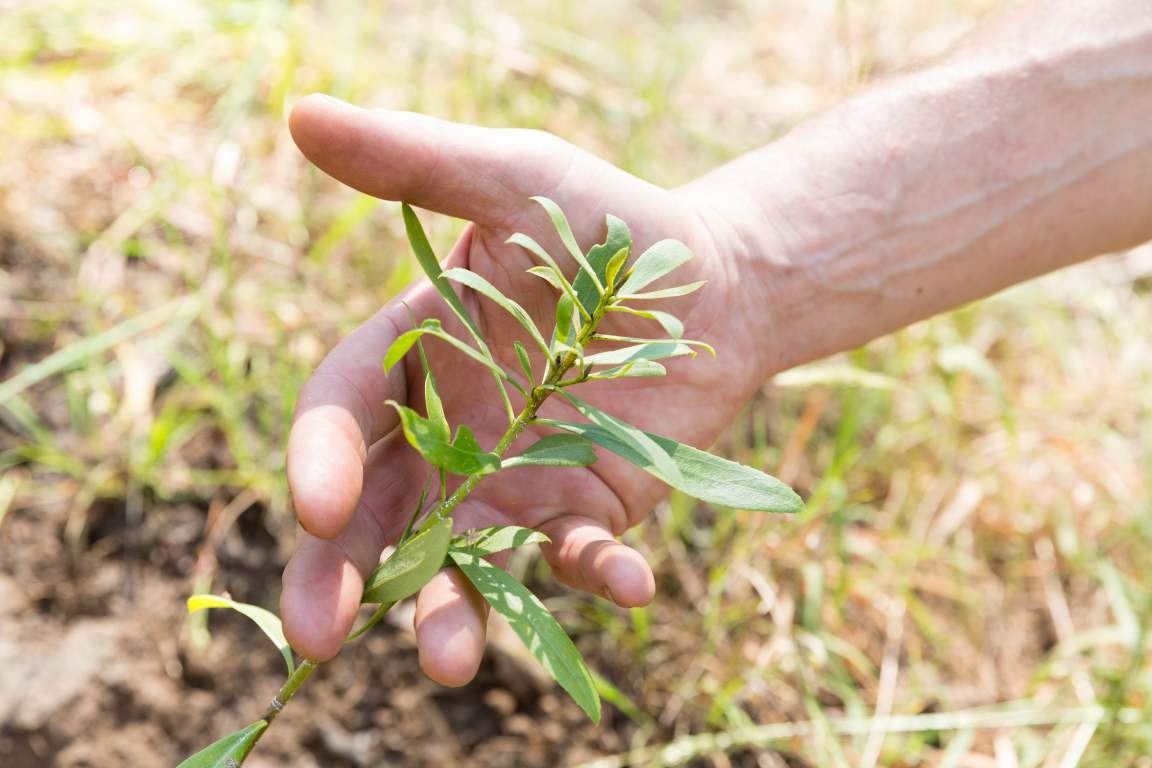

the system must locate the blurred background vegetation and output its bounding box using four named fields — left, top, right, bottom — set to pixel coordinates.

left=2, top=0, right=1151, bottom=766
